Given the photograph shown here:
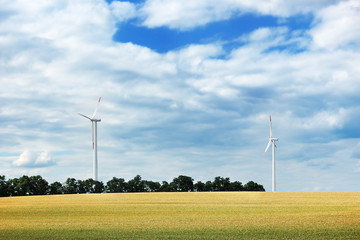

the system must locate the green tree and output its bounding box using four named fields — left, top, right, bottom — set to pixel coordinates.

left=93, top=180, right=104, bottom=193
left=106, top=177, right=127, bottom=193
left=144, top=180, right=161, bottom=192
left=63, top=178, right=78, bottom=194
left=244, top=181, right=265, bottom=191
left=194, top=181, right=205, bottom=192
left=212, top=176, right=231, bottom=191
left=159, top=181, right=172, bottom=192
left=229, top=181, right=244, bottom=191
left=171, top=175, right=194, bottom=192
left=29, top=175, right=49, bottom=195
left=1, top=175, right=266, bottom=196
left=204, top=181, right=213, bottom=191
left=6, top=178, right=18, bottom=196
left=127, top=175, right=145, bottom=192
left=83, top=179, right=94, bottom=193
left=0, top=175, right=8, bottom=197
left=76, top=180, right=86, bottom=193
left=17, top=175, right=31, bottom=195
left=83, top=179, right=104, bottom=193
left=49, top=181, right=63, bottom=194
